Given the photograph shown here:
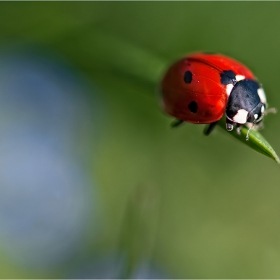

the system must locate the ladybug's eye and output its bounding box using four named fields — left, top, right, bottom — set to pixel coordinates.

left=248, top=103, right=265, bottom=123
left=254, top=111, right=265, bottom=123
left=246, top=113, right=254, bottom=123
